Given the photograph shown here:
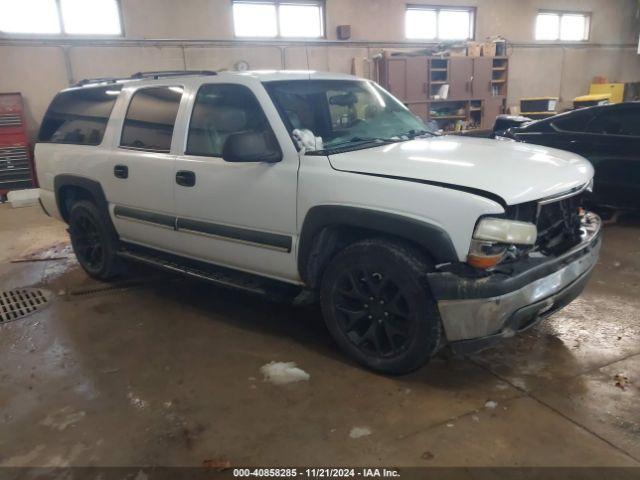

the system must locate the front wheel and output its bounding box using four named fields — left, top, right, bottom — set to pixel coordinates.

left=68, top=200, right=123, bottom=281
left=320, top=239, right=442, bottom=374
